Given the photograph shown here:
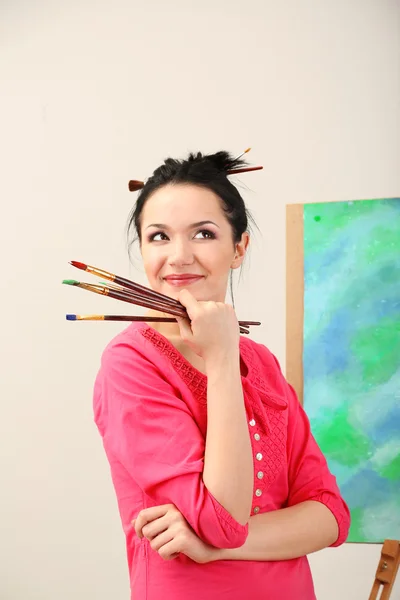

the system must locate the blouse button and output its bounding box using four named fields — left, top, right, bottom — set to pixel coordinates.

left=249, top=419, right=256, bottom=427
left=255, top=489, right=262, bottom=497
left=257, top=471, right=264, bottom=479
left=253, top=506, right=260, bottom=514
left=256, top=452, right=263, bottom=461
left=254, top=433, right=260, bottom=441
